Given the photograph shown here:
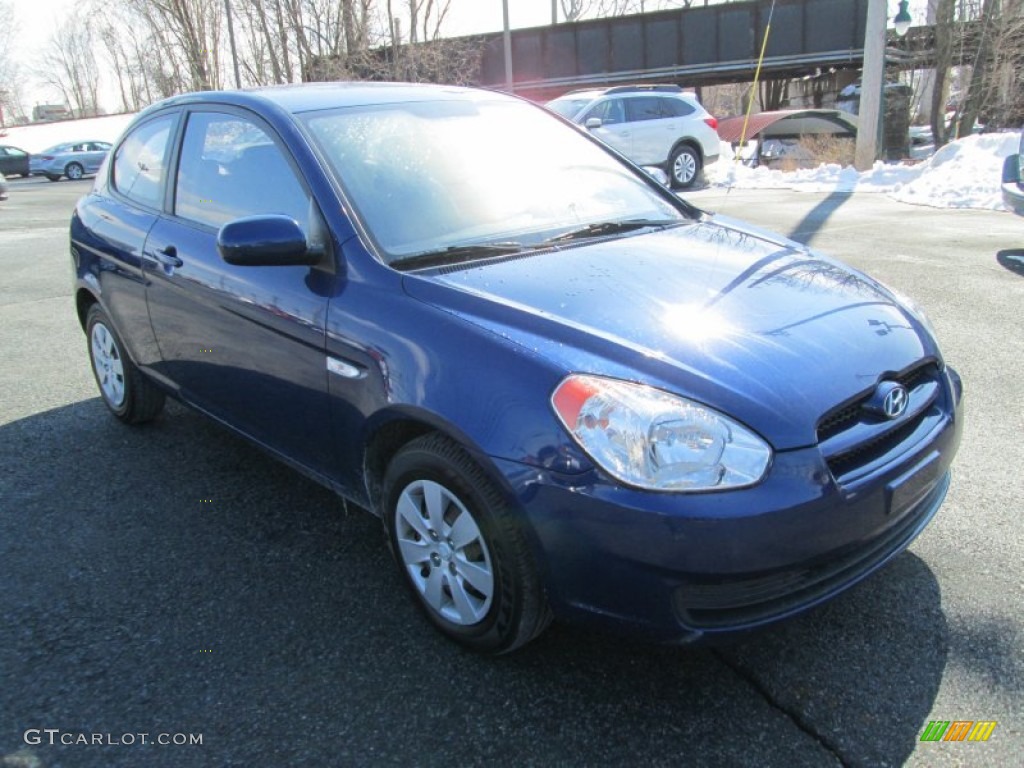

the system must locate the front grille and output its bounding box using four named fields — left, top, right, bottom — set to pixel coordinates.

left=816, top=361, right=943, bottom=483
left=825, top=413, right=930, bottom=479
left=816, top=362, right=937, bottom=443
left=675, top=472, right=949, bottom=629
